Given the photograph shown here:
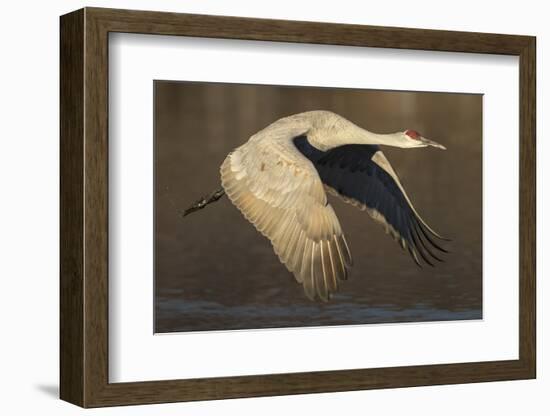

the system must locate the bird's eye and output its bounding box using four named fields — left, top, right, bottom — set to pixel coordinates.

left=405, top=129, right=421, bottom=140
